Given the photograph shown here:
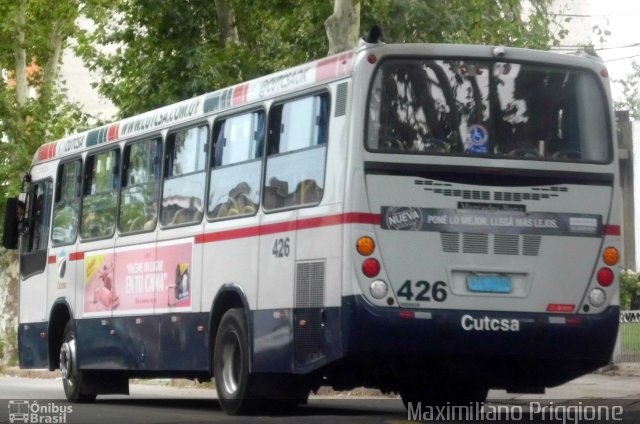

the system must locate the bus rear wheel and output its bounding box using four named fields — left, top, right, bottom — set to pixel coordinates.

left=60, top=320, right=96, bottom=403
left=214, top=308, right=260, bottom=415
